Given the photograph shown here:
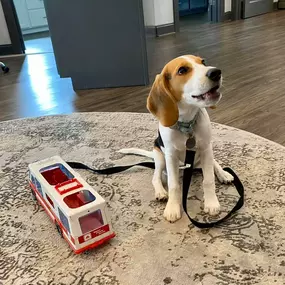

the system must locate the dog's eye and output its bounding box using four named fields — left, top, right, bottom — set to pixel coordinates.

left=177, top=66, right=189, bottom=75
left=202, top=59, right=207, bottom=66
